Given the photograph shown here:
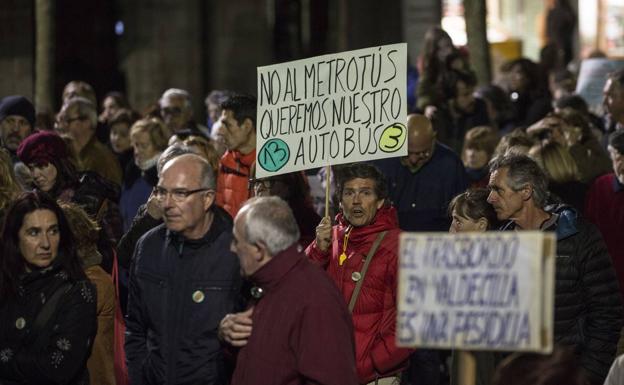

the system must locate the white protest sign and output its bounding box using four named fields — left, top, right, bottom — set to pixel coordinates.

left=255, top=43, right=408, bottom=177
left=397, top=231, right=555, bottom=353
left=576, top=58, right=624, bottom=114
